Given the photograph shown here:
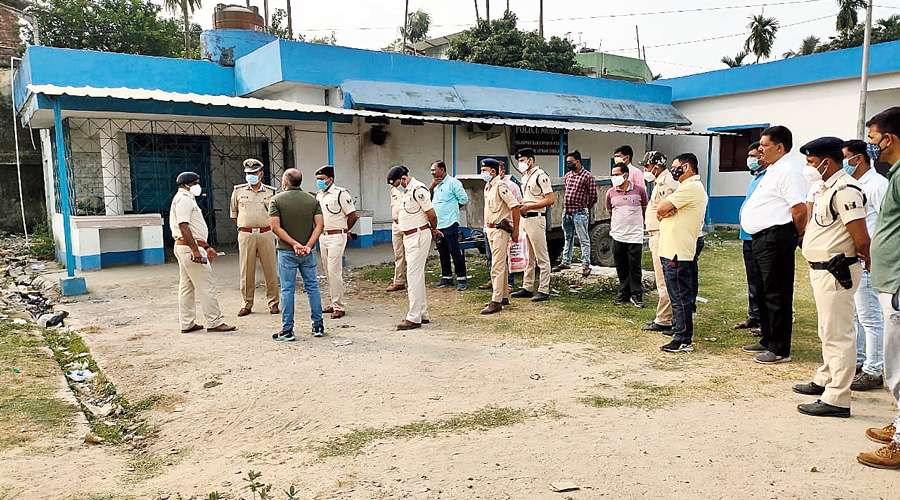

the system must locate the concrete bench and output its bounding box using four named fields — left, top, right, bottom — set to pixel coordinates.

left=52, top=214, right=165, bottom=270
